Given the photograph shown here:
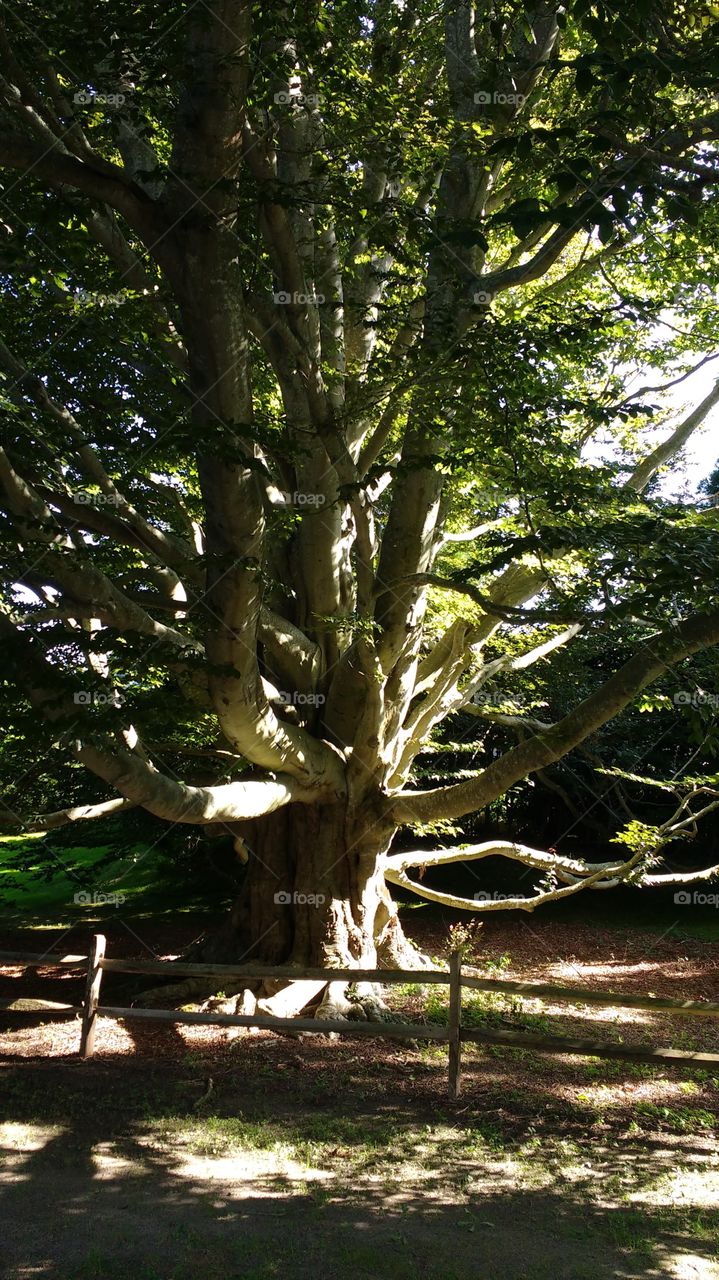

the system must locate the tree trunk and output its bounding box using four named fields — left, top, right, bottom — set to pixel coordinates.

left=184, top=801, right=425, bottom=997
